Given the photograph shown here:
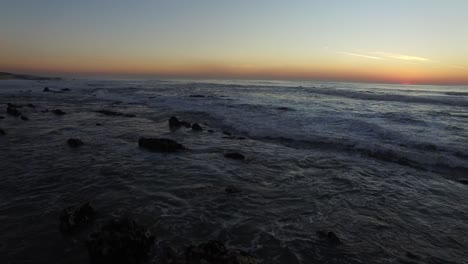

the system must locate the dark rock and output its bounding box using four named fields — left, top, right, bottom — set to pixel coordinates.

left=169, top=116, right=181, bottom=129
left=43, top=87, right=51, bottom=92
left=87, top=217, right=154, bottom=264
left=457, top=179, right=468, bottom=185
left=95, top=110, right=135, bottom=118
left=96, top=123, right=102, bottom=126
left=59, top=202, right=96, bottom=232
left=223, top=131, right=232, bottom=136
left=52, top=109, right=66, bottom=115
left=169, top=116, right=190, bottom=129
left=26, top=103, right=35, bottom=108
left=225, top=186, right=241, bottom=194
left=237, top=137, right=246, bottom=140
left=20, top=116, right=29, bottom=121
left=67, top=138, right=84, bottom=148
left=41, top=109, right=49, bottom=113
left=139, top=137, right=184, bottom=152
left=277, top=107, right=294, bottom=111
left=208, top=130, right=214, bottom=133
left=8, top=103, right=23, bottom=108
left=224, top=152, right=245, bottom=160
left=61, top=88, right=71, bottom=92
left=192, top=123, right=203, bottom=131
left=317, top=231, right=341, bottom=245
left=189, top=94, right=205, bottom=98
left=406, top=252, right=420, bottom=260
left=186, top=240, right=227, bottom=263
left=186, top=240, right=257, bottom=264
left=0, top=116, right=4, bottom=119
left=6, top=105, right=21, bottom=116
left=0, top=128, right=5, bottom=135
